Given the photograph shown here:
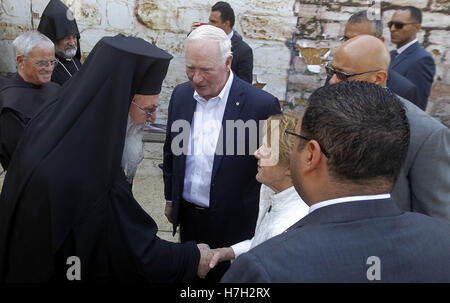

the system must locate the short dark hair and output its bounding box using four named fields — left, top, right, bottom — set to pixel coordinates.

left=348, top=10, right=383, bottom=38
left=212, top=1, right=235, bottom=28
left=398, top=6, right=422, bottom=24
left=300, top=81, right=409, bottom=186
